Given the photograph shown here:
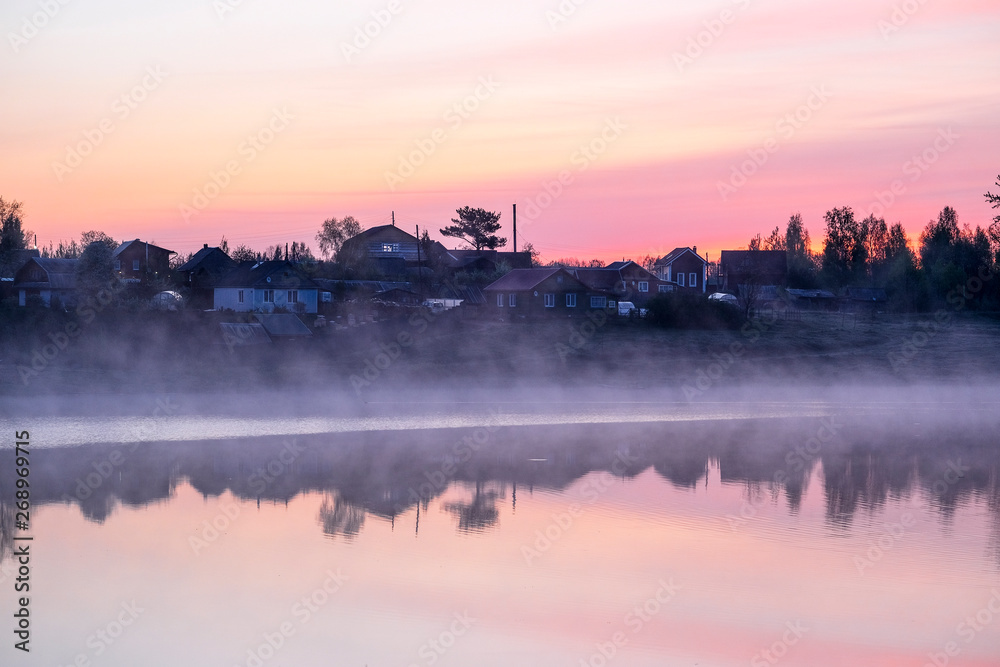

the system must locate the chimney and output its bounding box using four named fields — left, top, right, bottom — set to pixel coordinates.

left=693, top=245, right=697, bottom=254
left=204, top=243, right=208, bottom=249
